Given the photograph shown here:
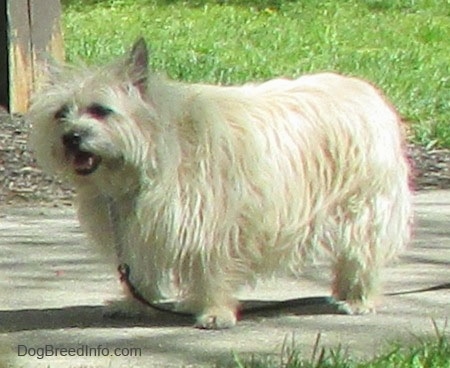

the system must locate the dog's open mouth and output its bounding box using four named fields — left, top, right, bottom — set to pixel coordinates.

left=69, top=151, right=102, bottom=176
